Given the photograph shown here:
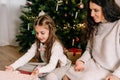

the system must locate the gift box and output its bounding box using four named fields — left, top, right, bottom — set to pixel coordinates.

left=66, top=48, right=82, bottom=64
